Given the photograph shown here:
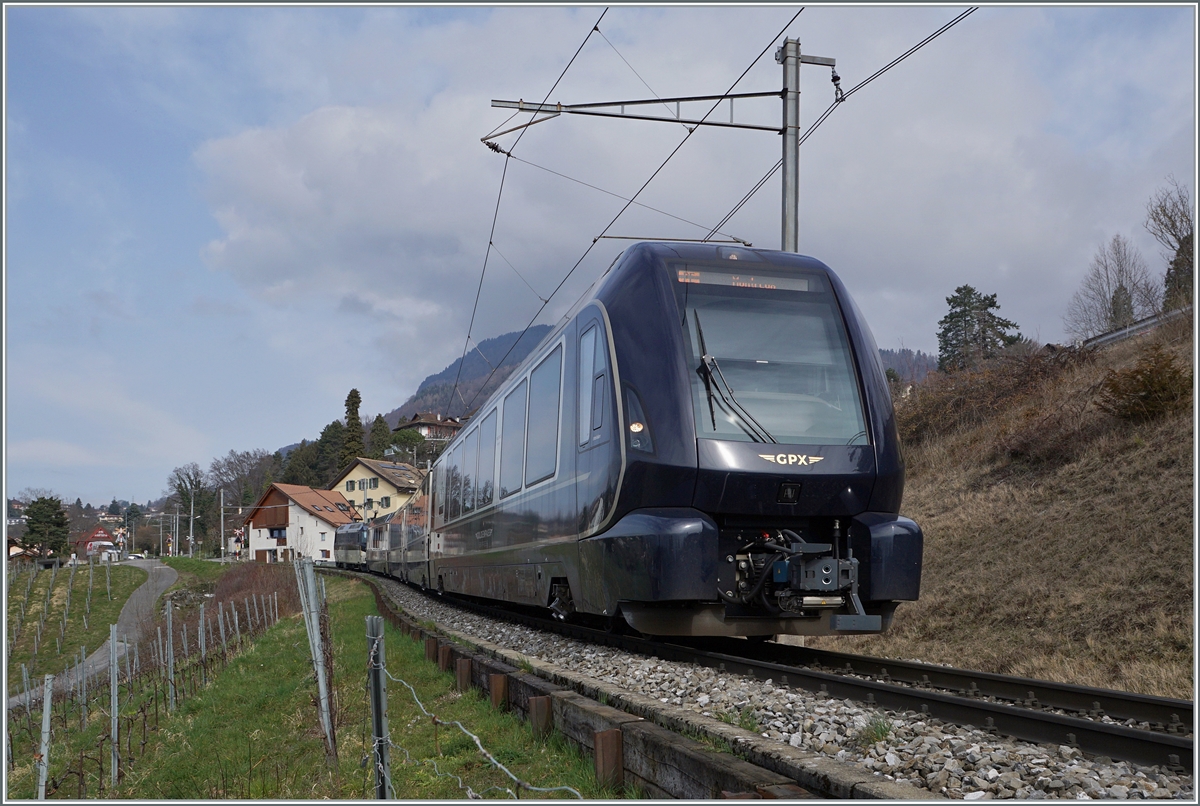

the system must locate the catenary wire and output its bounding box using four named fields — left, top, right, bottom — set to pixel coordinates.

left=448, top=8, right=609, bottom=417
left=460, top=8, right=806, bottom=416
left=595, top=25, right=691, bottom=132
left=499, top=148, right=749, bottom=244
left=704, top=6, right=978, bottom=240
